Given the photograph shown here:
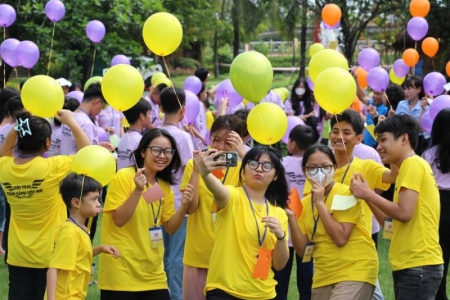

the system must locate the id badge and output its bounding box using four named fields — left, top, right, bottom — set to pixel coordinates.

left=383, top=217, right=393, bottom=240
left=253, top=248, right=272, bottom=280
left=212, top=212, right=217, bottom=225
left=302, top=242, right=315, bottom=263
left=149, top=227, right=163, bottom=249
